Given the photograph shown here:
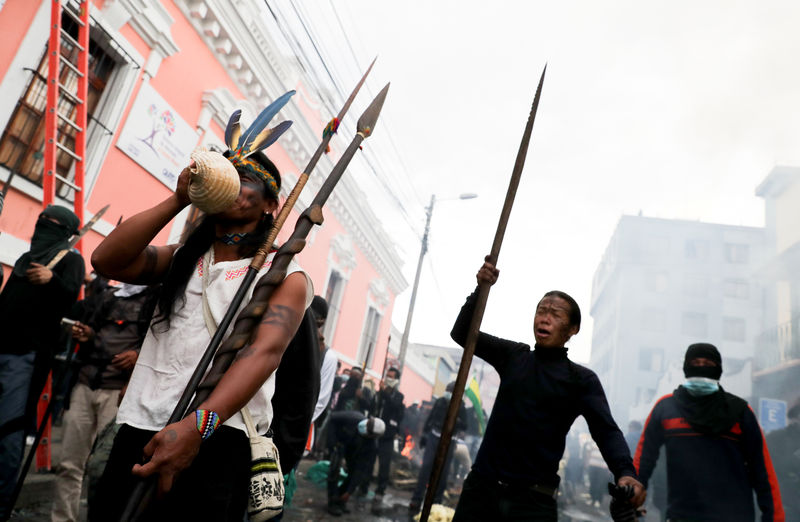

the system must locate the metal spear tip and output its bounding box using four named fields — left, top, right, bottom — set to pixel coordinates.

left=334, top=57, right=378, bottom=122
left=357, top=82, right=390, bottom=138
